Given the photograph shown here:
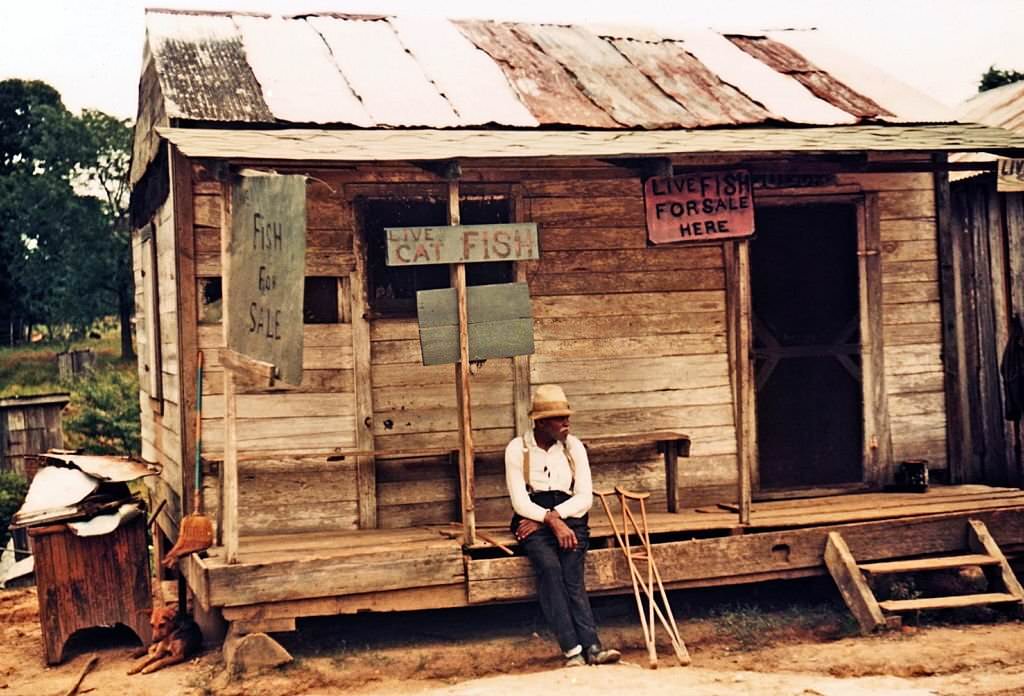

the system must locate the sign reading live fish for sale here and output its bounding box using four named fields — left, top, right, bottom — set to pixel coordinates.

left=644, top=170, right=755, bottom=244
